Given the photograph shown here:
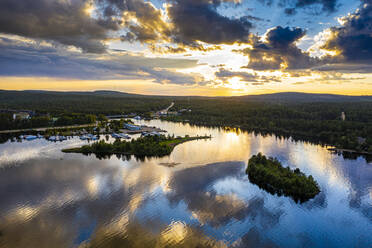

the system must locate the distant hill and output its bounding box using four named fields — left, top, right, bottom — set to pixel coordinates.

left=18, top=90, right=143, bottom=97
left=235, top=92, right=372, bottom=103
left=1, top=90, right=372, bottom=103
